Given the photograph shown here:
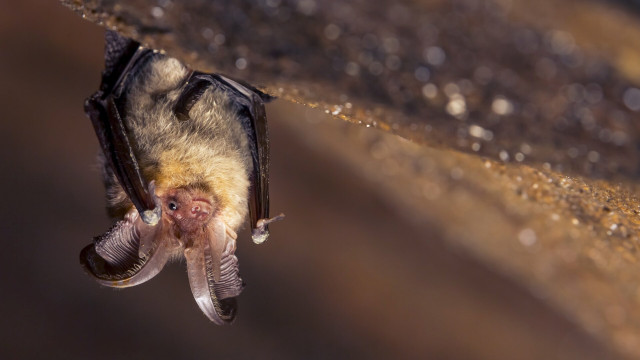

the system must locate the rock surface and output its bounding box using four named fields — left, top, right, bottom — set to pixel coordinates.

left=48, top=0, right=640, bottom=358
